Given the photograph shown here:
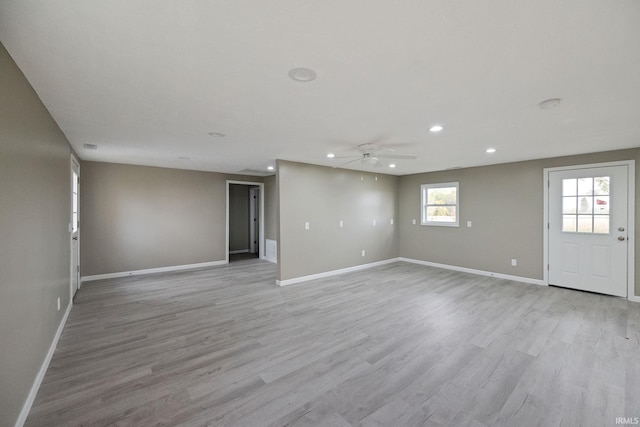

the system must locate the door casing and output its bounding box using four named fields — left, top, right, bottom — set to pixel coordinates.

left=543, top=160, right=636, bottom=300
